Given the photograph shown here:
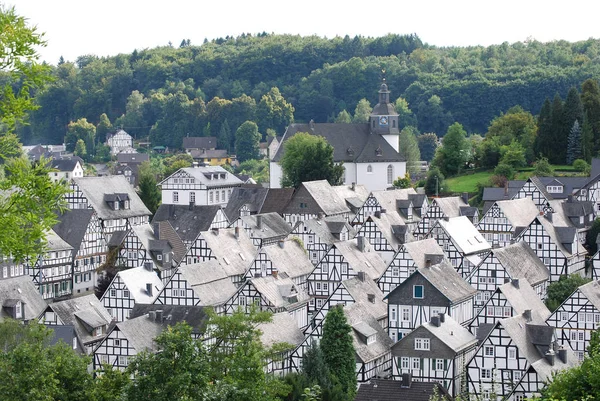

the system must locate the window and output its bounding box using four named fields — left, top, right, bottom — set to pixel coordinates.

left=392, top=268, right=399, bottom=277
left=481, top=369, right=492, bottom=379
left=484, top=345, right=494, bottom=356
left=413, top=285, right=424, bottom=299
left=367, top=165, right=373, bottom=173
left=411, top=357, right=420, bottom=370
left=110, top=289, right=116, bottom=297
left=190, top=192, right=196, bottom=204
left=222, top=190, right=225, bottom=202
left=402, top=308, right=410, bottom=321
left=123, top=290, right=130, bottom=298
left=239, top=296, right=246, bottom=306
left=414, top=338, right=430, bottom=350
left=119, top=356, right=128, bottom=366
left=114, top=339, right=120, bottom=346
left=216, top=191, right=220, bottom=202
left=209, top=192, right=214, bottom=203
left=15, top=303, right=22, bottom=318
left=436, top=359, right=444, bottom=371
left=316, top=282, right=321, bottom=290
left=390, top=307, right=397, bottom=322
left=387, top=165, right=394, bottom=185
left=173, top=192, right=179, bottom=203
left=508, top=348, right=516, bottom=359
left=513, top=370, right=522, bottom=382
left=401, top=357, right=410, bottom=369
